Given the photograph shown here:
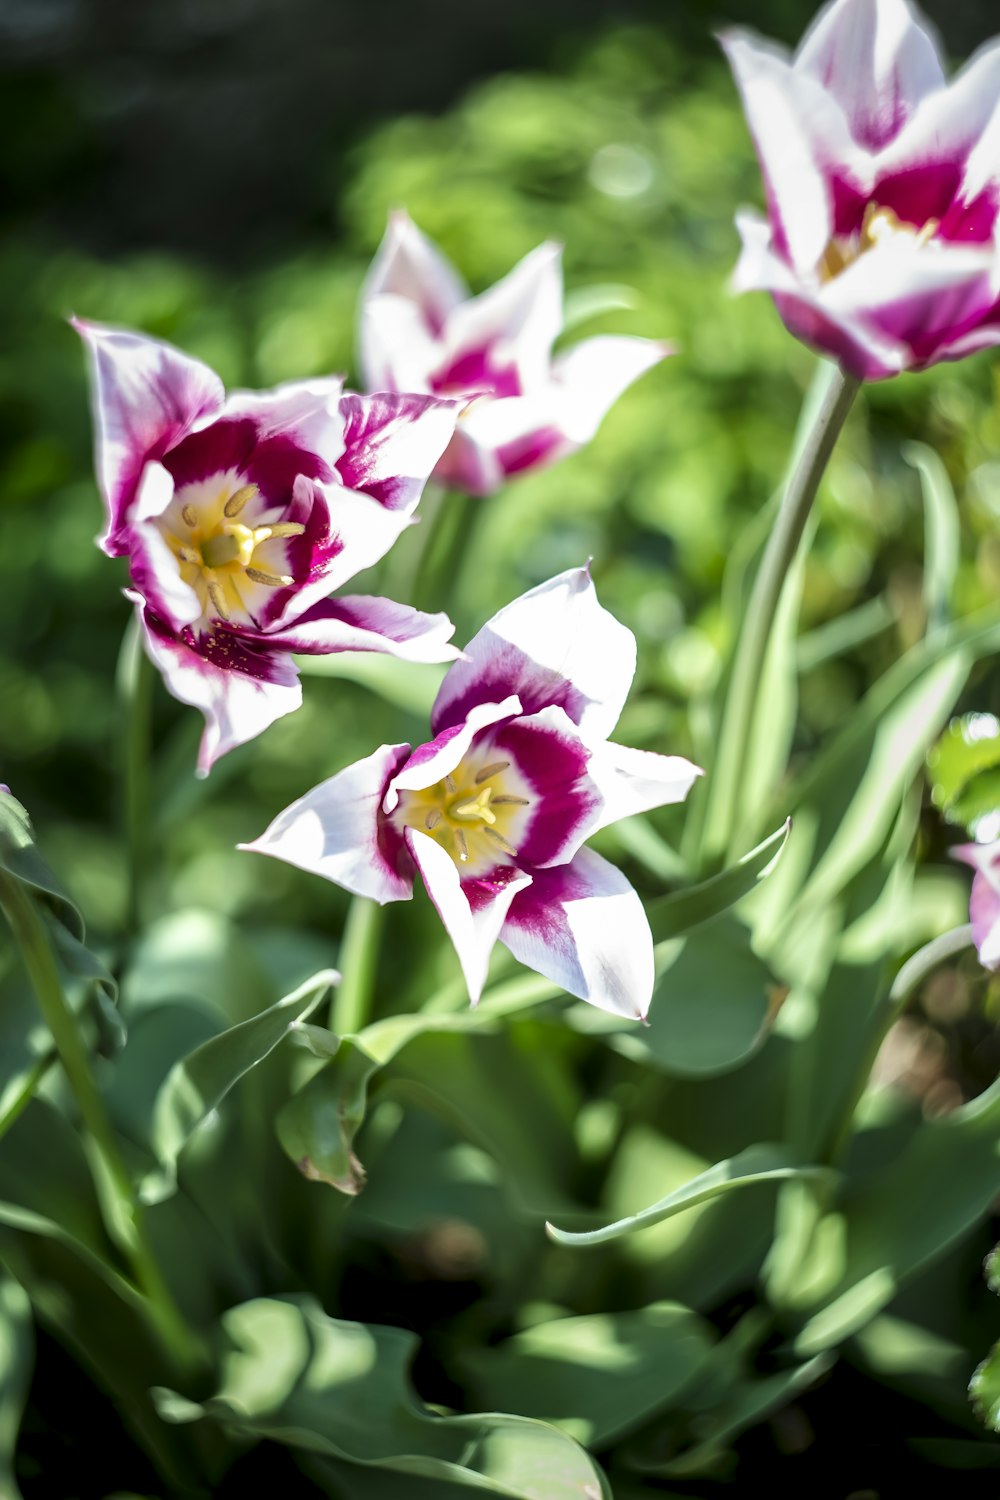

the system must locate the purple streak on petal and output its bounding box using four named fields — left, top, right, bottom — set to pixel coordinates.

left=953, top=841, right=1000, bottom=970
left=0, top=786, right=9, bottom=796
left=495, top=425, right=566, bottom=479
left=828, top=171, right=871, bottom=237
left=772, top=289, right=901, bottom=379
left=491, top=712, right=599, bottom=868
left=939, top=186, right=999, bottom=243
left=164, top=418, right=334, bottom=504
left=386, top=698, right=522, bottom=808
left=335, top=391, right=461, bottom=512
left=265, top=594, right=459, bottom=664
left=429, top=344, right=523, bottom=400
left=873, top=160, right=963, bottom=228
left=462, top=862, right=528, bottom=912
left=74, top=320, right=225, bottom=557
